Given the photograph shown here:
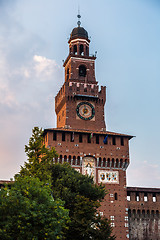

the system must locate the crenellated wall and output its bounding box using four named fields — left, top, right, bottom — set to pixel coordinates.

left=127, top=187, right=160, bottom=240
